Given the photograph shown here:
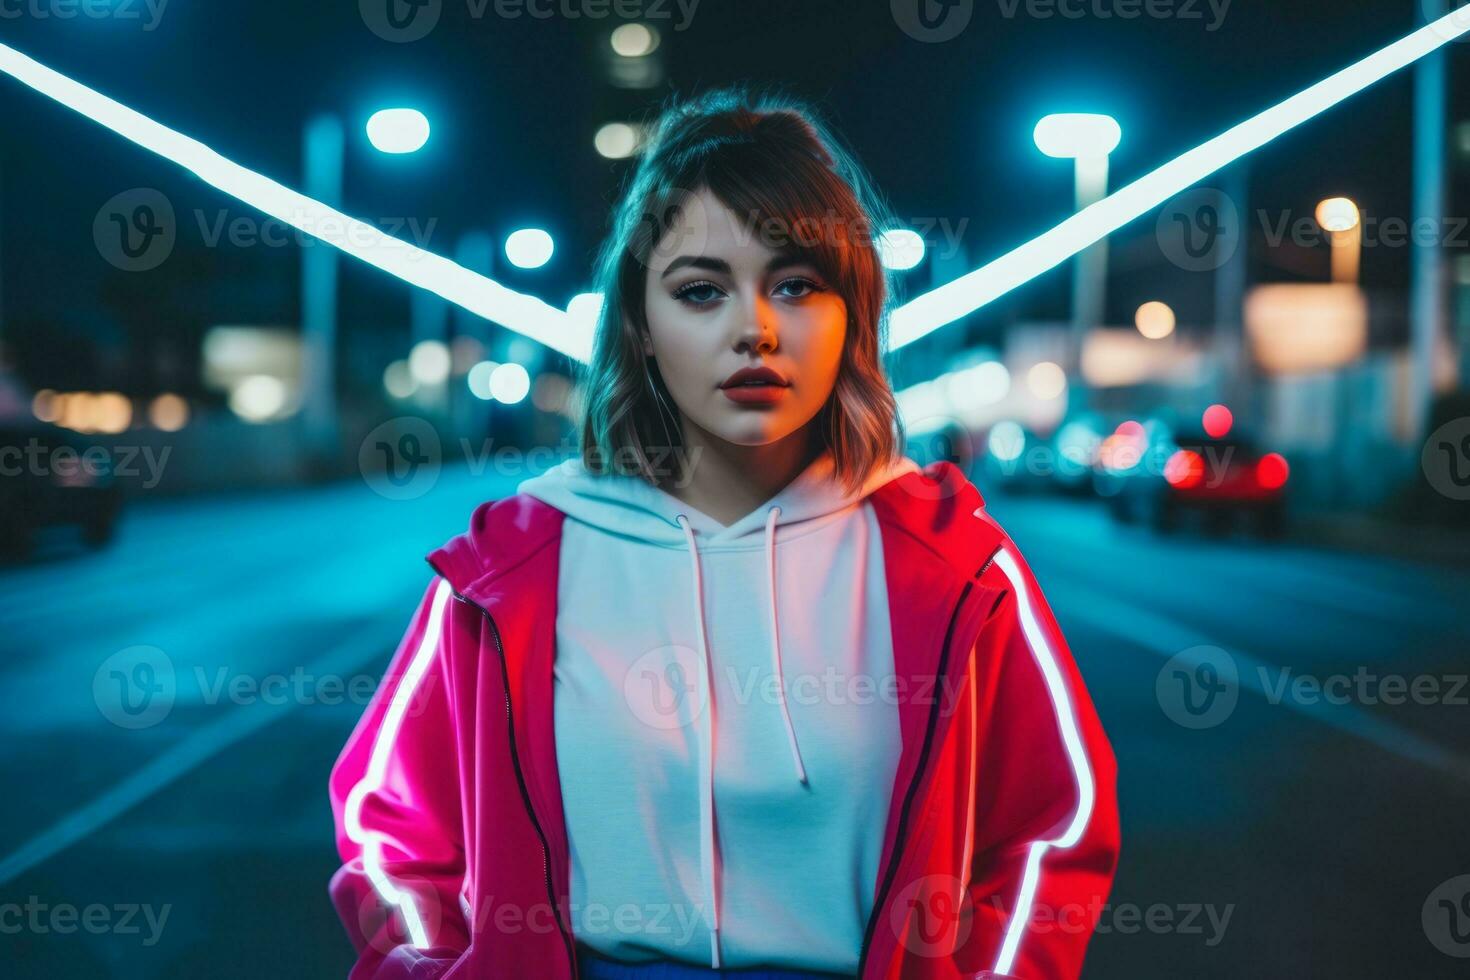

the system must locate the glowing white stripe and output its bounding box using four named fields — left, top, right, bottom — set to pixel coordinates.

left=888, top=8, right=1470, bottom=350
left=3, top=12, right=1464, bottom=365
left=343, top=578, right=455, bottom=949
left=988, top=546, right=1095, bottom=978
left=0, top=44, right=589, bottom=363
